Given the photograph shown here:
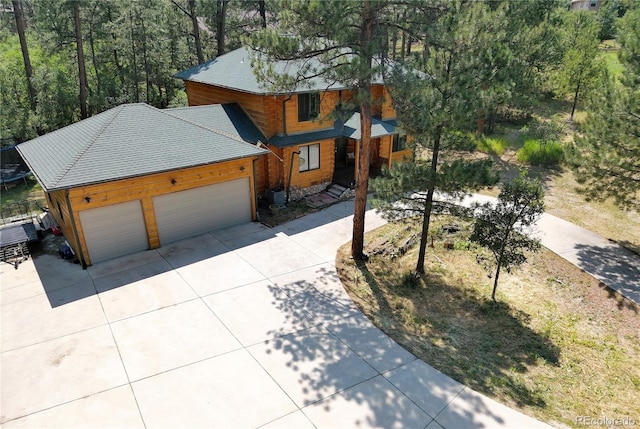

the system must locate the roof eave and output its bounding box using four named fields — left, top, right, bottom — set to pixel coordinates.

left=45, top=152, right=268, bottom=193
